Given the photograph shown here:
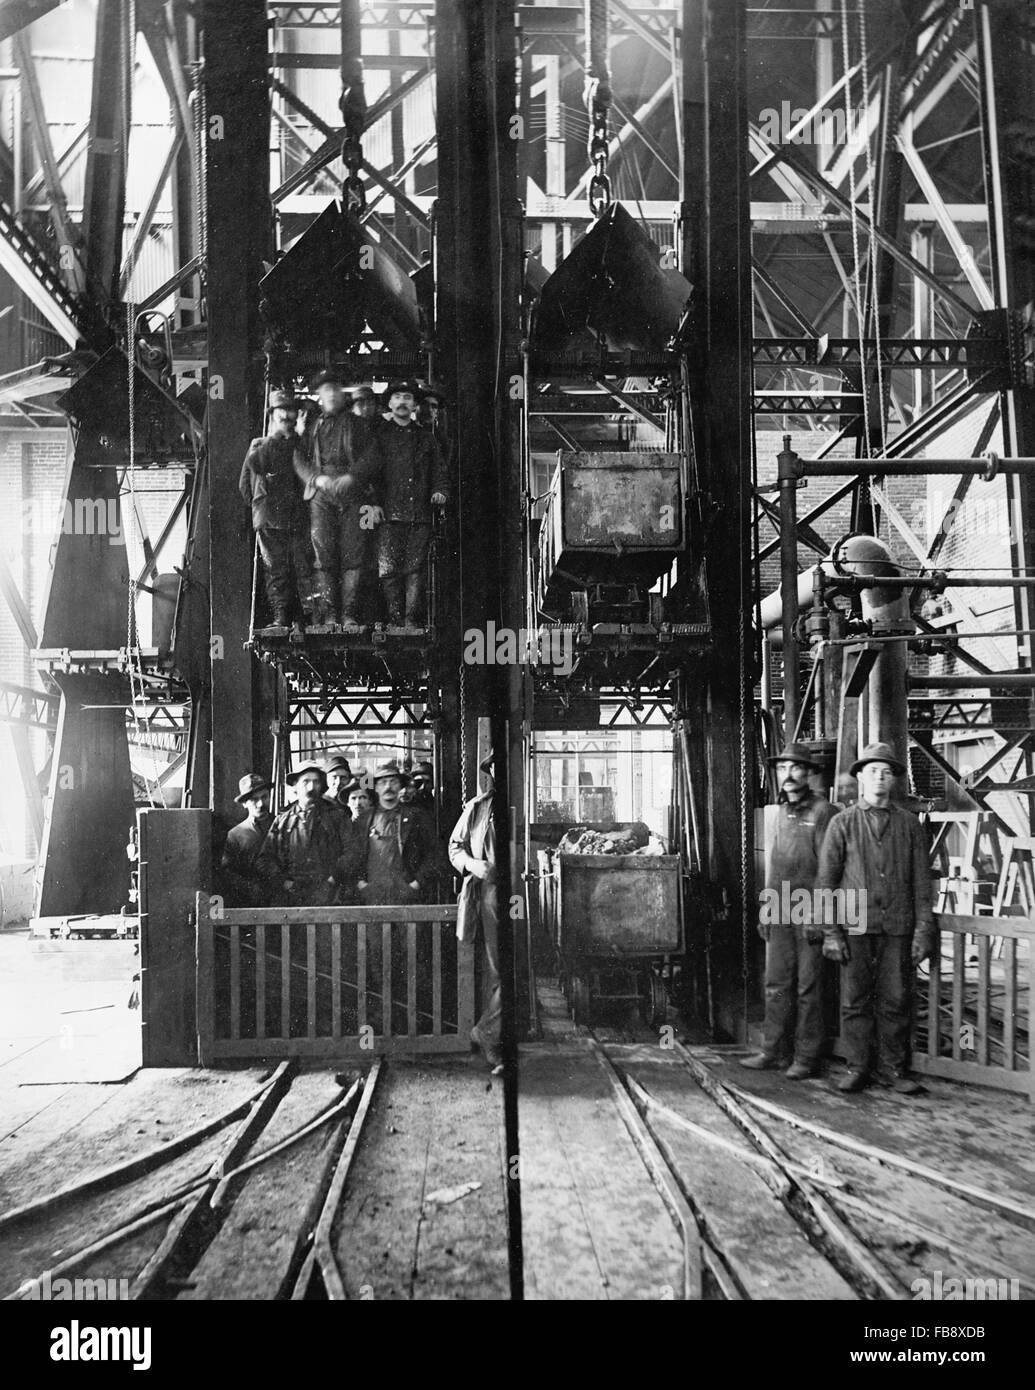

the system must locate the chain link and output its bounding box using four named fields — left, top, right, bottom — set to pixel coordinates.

left=339, top=57, right=367, bottom=214
left=586, top=85, right=612, bottom=217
